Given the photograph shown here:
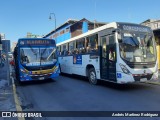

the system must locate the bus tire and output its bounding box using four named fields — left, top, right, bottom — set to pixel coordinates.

left=88, top=68, right=98, bottom=85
